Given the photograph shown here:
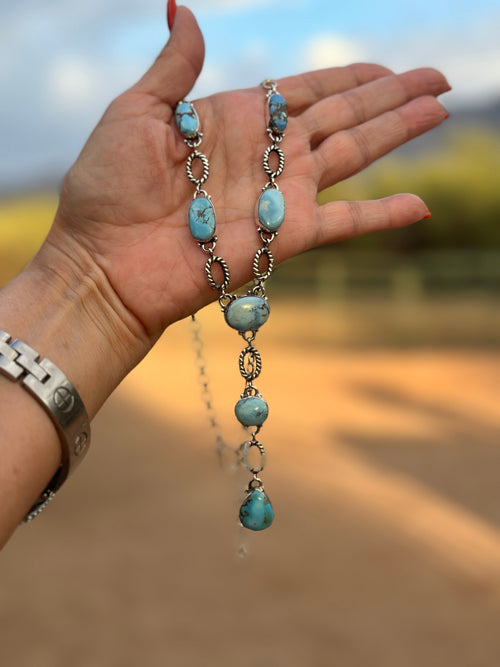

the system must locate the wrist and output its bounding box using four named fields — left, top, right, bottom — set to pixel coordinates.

left=0, top=224, right=151, bottom=417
